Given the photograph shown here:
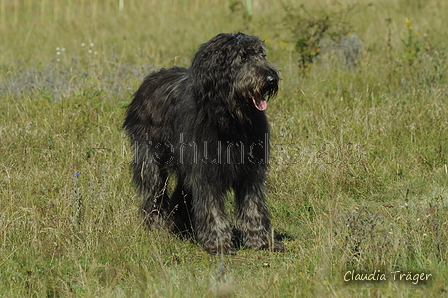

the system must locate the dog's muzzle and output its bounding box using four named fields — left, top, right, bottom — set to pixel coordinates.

left=252, top=75, right=279, bottom=111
